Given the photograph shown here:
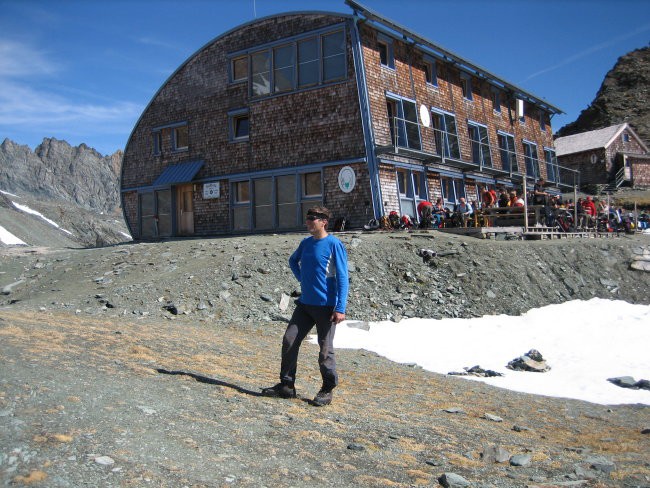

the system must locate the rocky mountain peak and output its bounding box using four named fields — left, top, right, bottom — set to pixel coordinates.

left=0, top=137, right=122, bottom=213
left=556, top=46, right=650, bottom=143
